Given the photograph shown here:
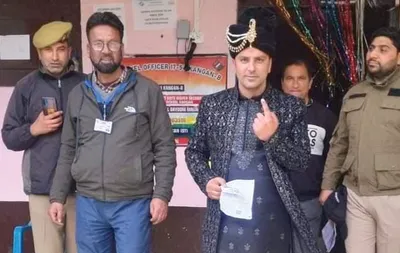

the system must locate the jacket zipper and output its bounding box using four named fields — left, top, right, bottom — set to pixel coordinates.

left=84, top=82, right=135, bottom=201
left=102, top=102, right=107, bottom=200
left=82, top=90, right=107, bottom=200
left=58, top=79, right=63, bottom=111
left=101, top=129, right=106, bottom=200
